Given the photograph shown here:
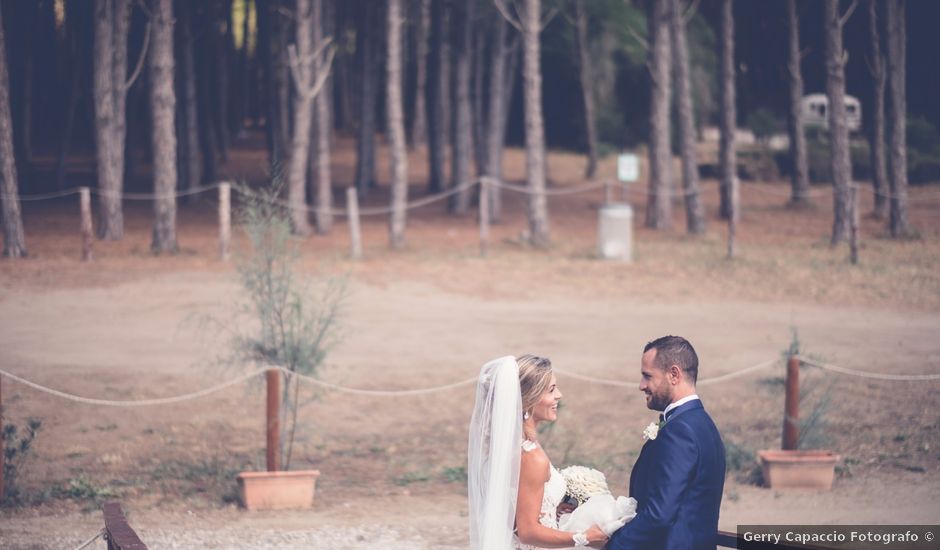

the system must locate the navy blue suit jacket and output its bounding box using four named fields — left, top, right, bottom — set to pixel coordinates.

left=608, top=399, right=725, bottom=550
